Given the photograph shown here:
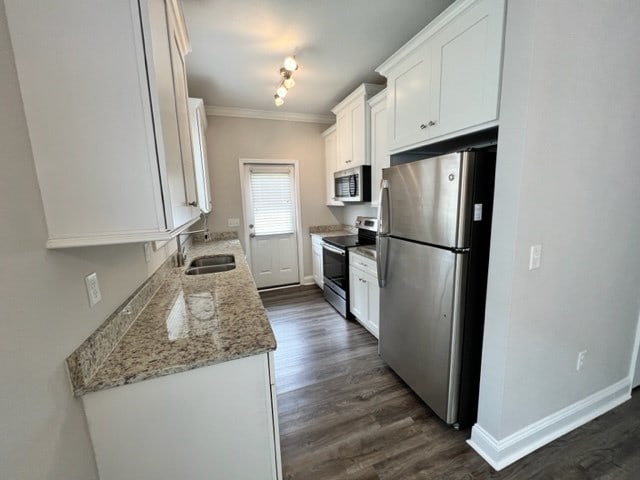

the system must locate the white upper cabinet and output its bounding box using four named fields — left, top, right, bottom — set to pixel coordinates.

left=188, top=98, right=212, bottom=214
left=331, top=84, right=385, bottom=171
left=4, top=0, right=200, bottom=248
left=322, top=125, right=343, bottom=207
left=368, top=90, right=390, bottom=206
left=377, top=0, right=505, bottom=154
